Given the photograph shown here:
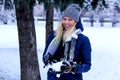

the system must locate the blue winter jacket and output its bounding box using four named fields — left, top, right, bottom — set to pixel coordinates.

left=43, top=19, right=92, bottom=80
